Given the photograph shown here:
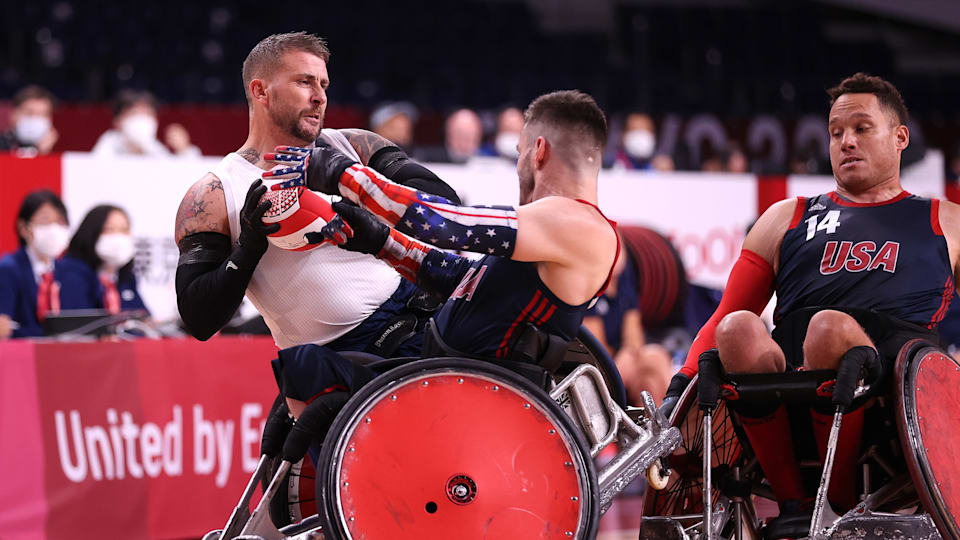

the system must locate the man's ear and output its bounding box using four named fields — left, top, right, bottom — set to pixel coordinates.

left=535, top=136, right=548, bottom=168
left=895, top=124, right=909, bottom=152
left=250, top=79, right=269, bottom=106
